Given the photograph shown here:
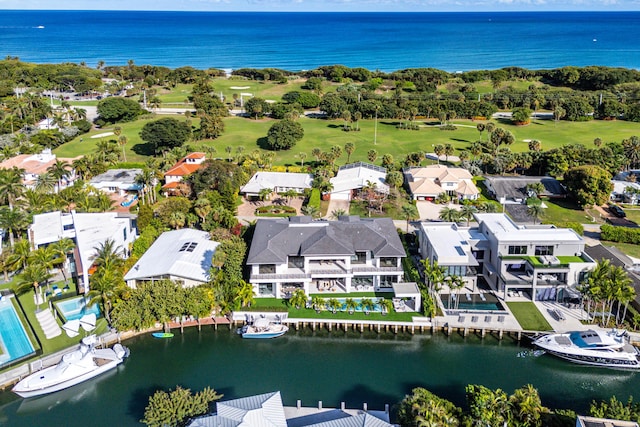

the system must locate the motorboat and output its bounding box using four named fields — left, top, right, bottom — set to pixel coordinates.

left=533, top=329, right=640, bottom=369
left=13, top=335, right=129, bottom=398
left=238, top=318, right=288, bottom=339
